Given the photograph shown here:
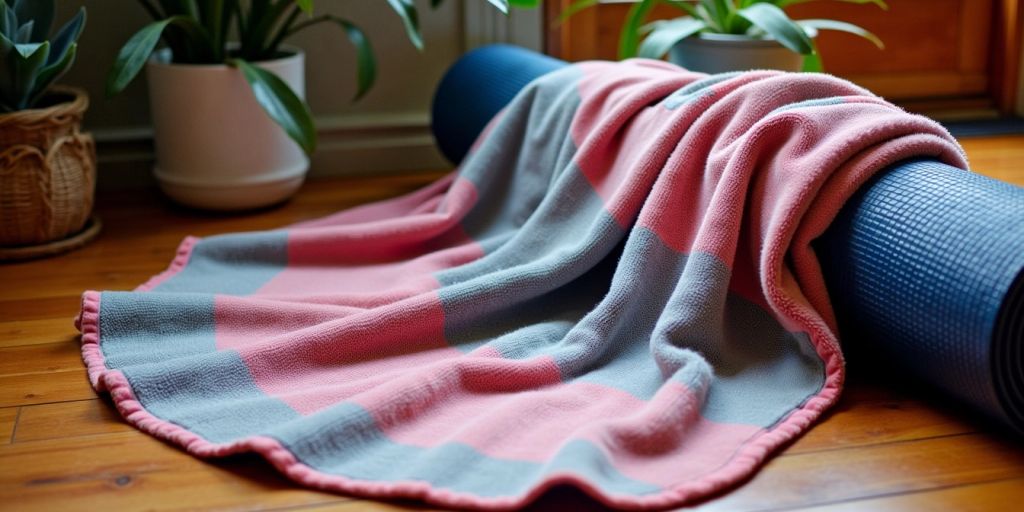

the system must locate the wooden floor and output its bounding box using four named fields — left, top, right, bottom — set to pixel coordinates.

left=1, top=135, right=1023, bottom=511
